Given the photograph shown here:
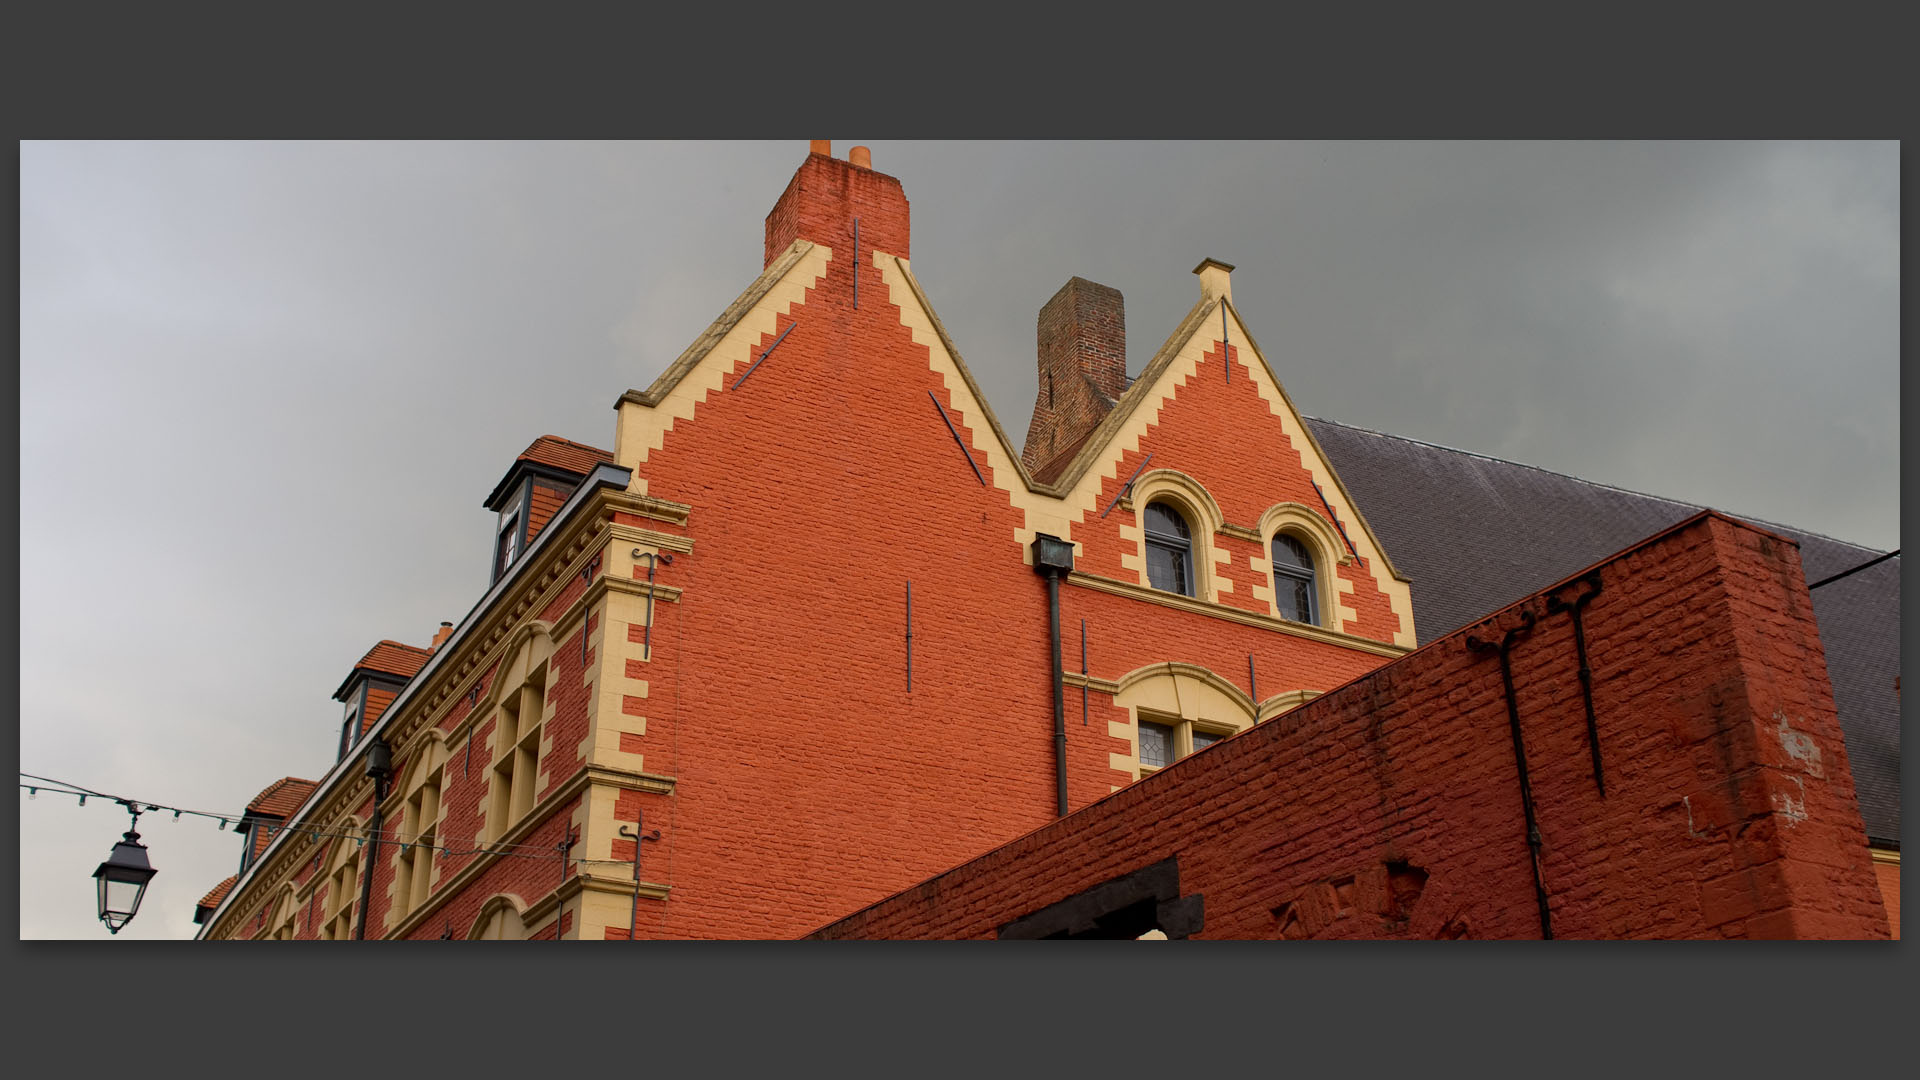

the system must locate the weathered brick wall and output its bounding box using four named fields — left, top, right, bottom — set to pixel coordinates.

left=811, top=513, right=1890, bottom=939
left=1023, top=277, right=1126, bottom=471
left=764, top=151, right=909, bottom=269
